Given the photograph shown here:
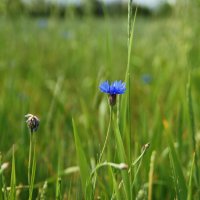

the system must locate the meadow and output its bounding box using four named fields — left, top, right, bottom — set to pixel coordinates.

left=0, top=1, right=200, bottom=199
